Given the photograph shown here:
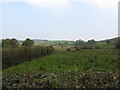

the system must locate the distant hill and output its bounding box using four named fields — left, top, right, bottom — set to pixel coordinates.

left=98, top=37, right=119, bottom=43
left=18, top=37, right=119, bottom=46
